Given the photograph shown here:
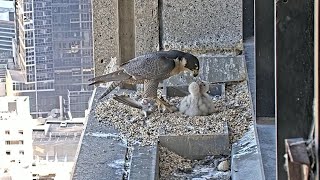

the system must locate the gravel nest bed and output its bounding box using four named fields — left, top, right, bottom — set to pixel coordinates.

left=95, top=80, right=253, bottom=146
left=159, top=145, right=231, bottom=179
